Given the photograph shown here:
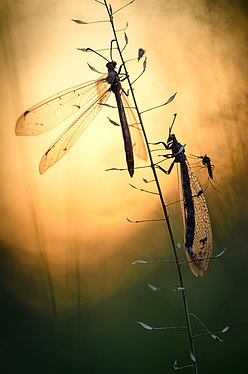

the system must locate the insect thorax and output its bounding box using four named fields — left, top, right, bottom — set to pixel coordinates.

left=168, top=135, right=185, bottom=163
